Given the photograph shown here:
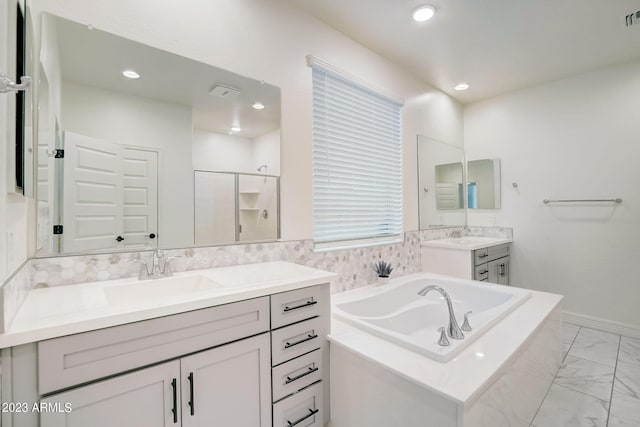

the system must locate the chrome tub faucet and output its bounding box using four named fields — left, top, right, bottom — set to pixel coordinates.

left=417, top=285, right=465, bottom=340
